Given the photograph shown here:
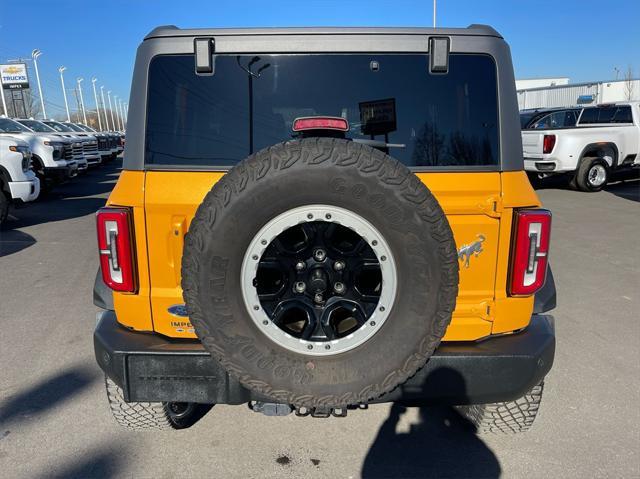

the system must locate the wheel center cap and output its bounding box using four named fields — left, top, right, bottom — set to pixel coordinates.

left=308, top=267, right=328, bottom=293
